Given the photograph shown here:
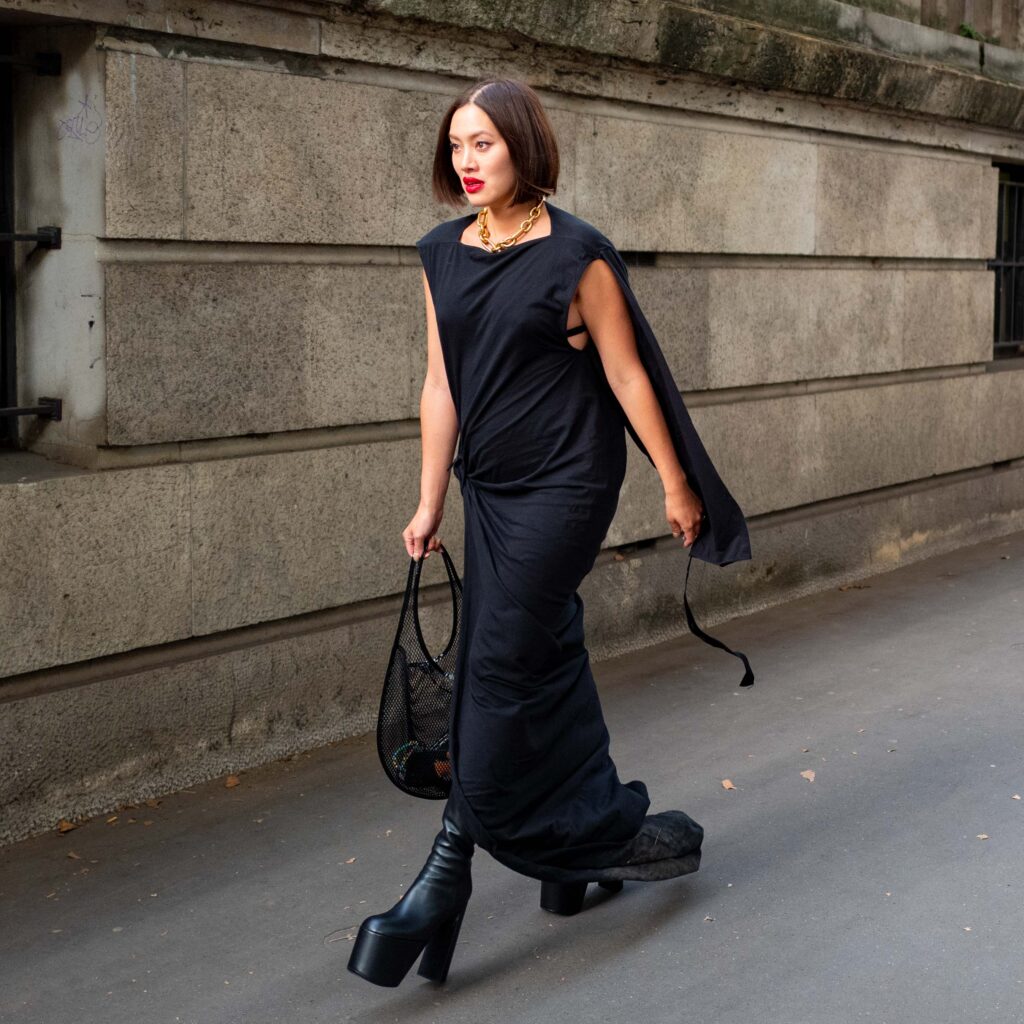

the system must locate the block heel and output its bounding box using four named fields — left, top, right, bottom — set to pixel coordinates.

left=416, top=907, right=466, bottom=983
left=540, top=879, right=586, bottom=915
left=539, top=878, right=623, bottom=916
